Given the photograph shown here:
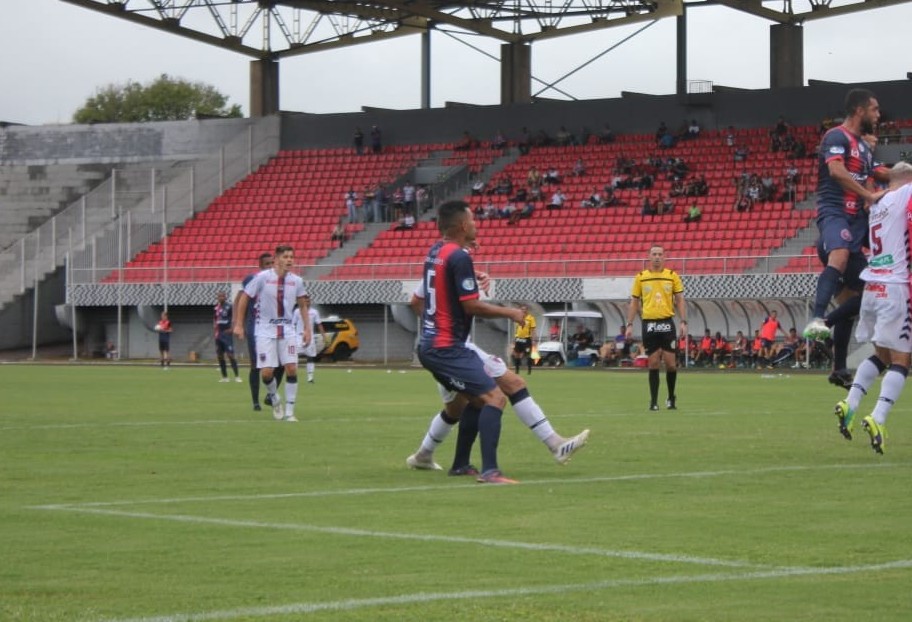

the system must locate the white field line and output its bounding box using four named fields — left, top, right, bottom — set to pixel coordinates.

left=102, top=559, right=912, bottom=622
left=50, top=506, right=765, bottom=569
left=0, top=409, right=737, bottom=432
left=31, top=461, right=905, bottom=511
